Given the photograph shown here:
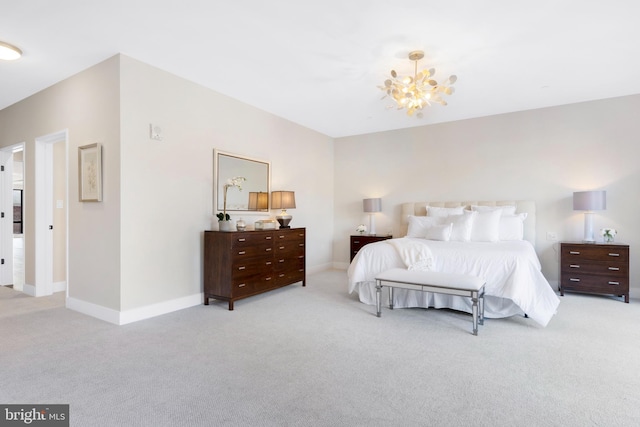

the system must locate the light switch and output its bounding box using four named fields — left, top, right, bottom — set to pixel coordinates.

left=56, top=200, right=64, bottom=209
left=150, top=123, right=163, bottom=141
